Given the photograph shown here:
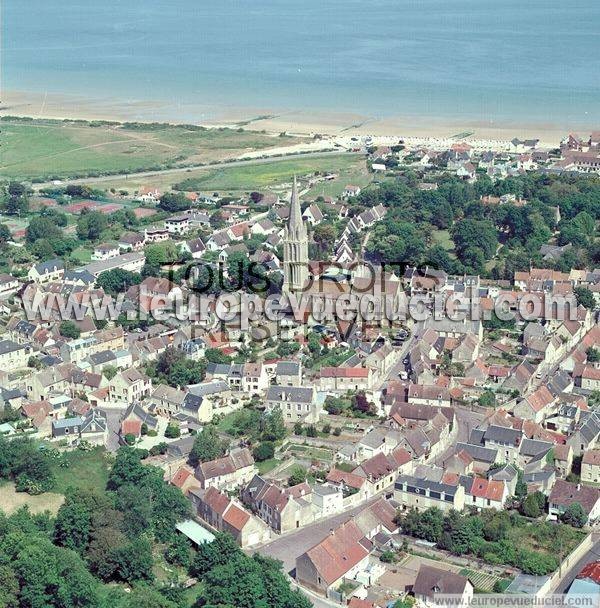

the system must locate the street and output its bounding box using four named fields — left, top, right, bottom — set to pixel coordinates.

left=250, top=496, right=383, bottom=574
left=553, top=534, right=600, bottom=594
